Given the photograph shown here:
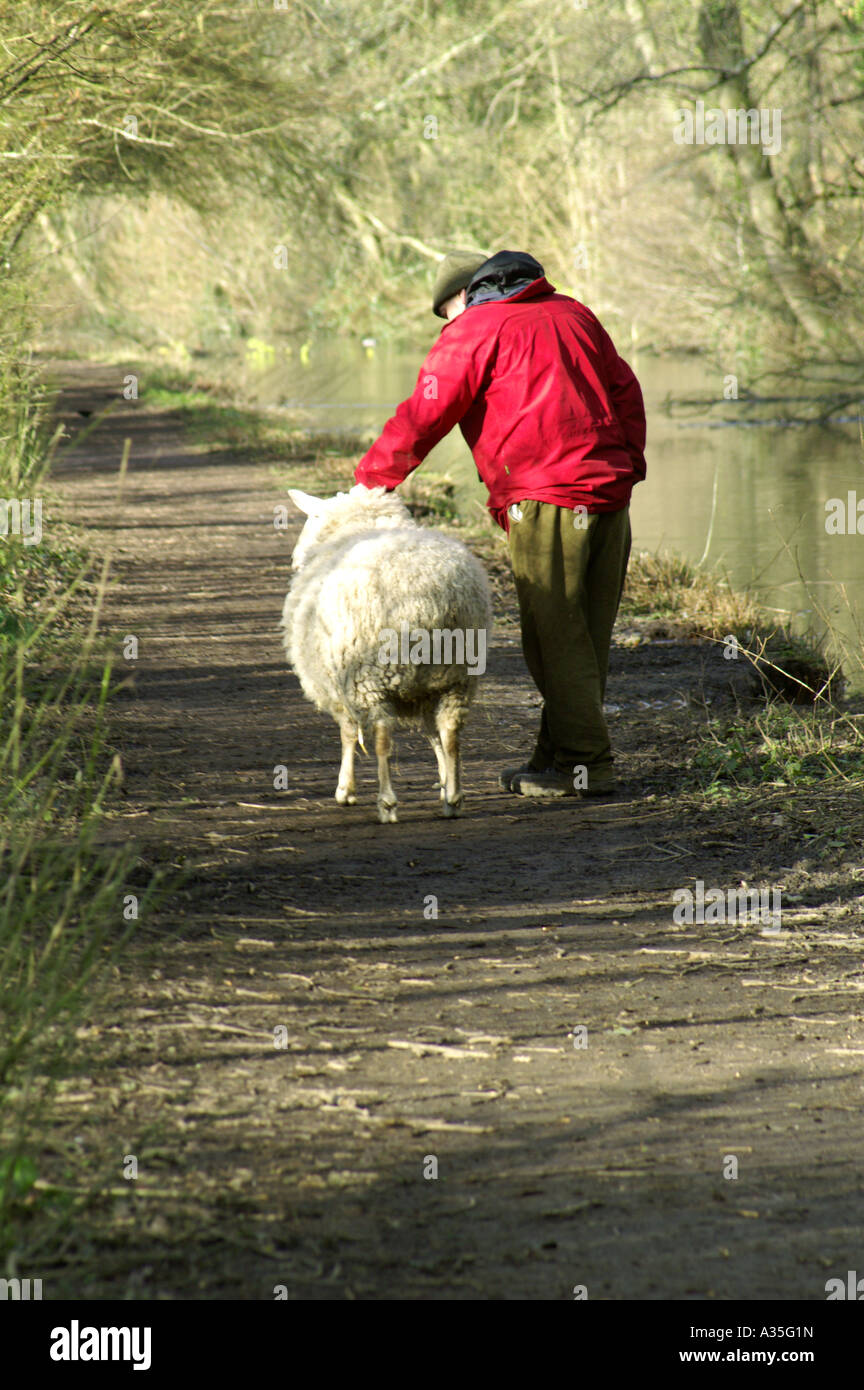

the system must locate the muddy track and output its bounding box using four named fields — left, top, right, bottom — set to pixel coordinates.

left=42, top=363, right=864, bottom=1300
